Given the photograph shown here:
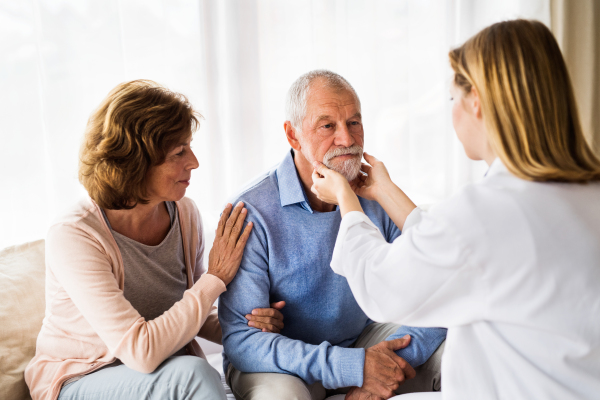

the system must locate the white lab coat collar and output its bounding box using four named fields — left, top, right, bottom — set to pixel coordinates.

left=484, top=157, right=508, bottom=178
